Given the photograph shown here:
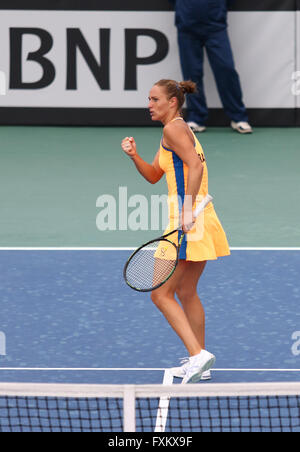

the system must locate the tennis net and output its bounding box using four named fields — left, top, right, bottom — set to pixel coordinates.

left=0, top=382, right=299, bottom=432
